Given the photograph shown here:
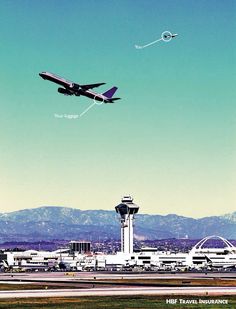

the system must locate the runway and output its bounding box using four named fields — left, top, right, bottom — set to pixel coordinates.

left=0, top=271, right=236, bottom=298
left=1, top=271, right=236, bottom=282
left=0, top=286, right=236, bottom=298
